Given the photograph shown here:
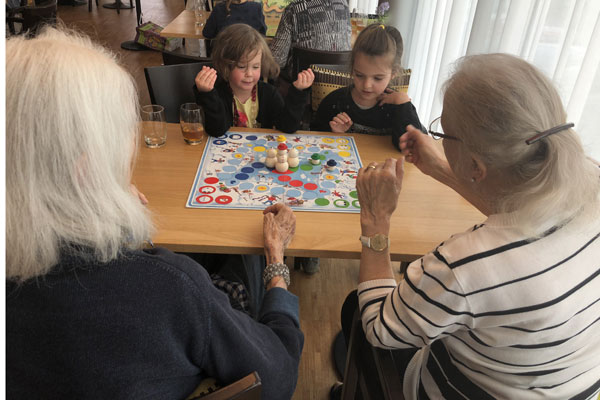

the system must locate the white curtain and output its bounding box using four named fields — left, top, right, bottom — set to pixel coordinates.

left=389, top=0, right=600, bottom=160
left=348, top=0, right=378, bottom=14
